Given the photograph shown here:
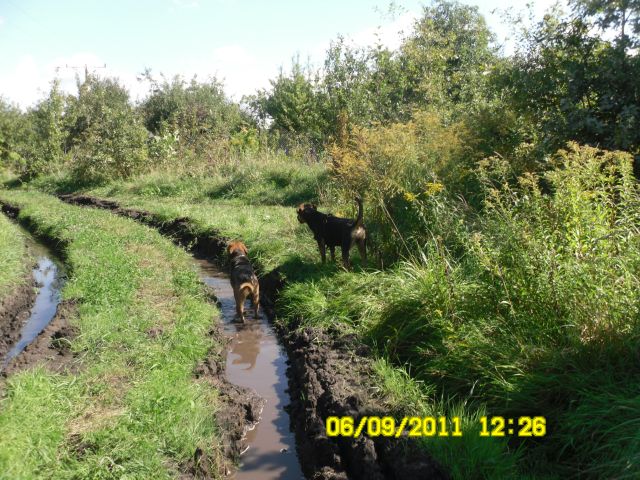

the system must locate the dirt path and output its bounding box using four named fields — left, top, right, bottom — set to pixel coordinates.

left=59, top=194, right=449, bottom=480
